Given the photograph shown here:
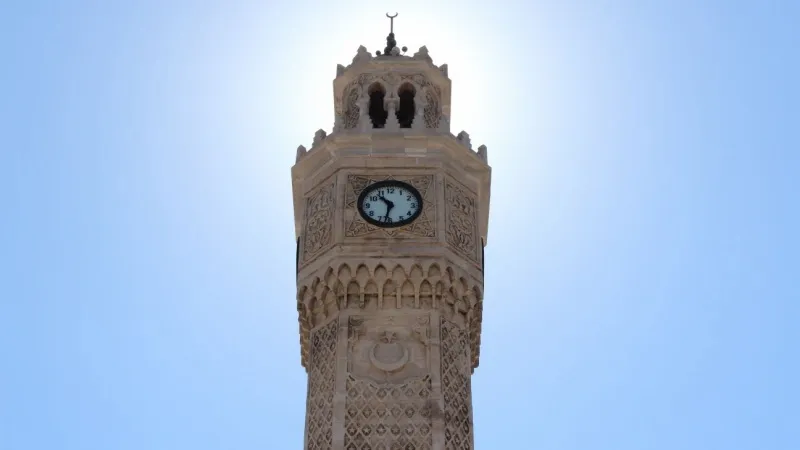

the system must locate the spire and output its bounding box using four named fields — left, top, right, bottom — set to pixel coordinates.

left=376, top=13, right=408, bottom=56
